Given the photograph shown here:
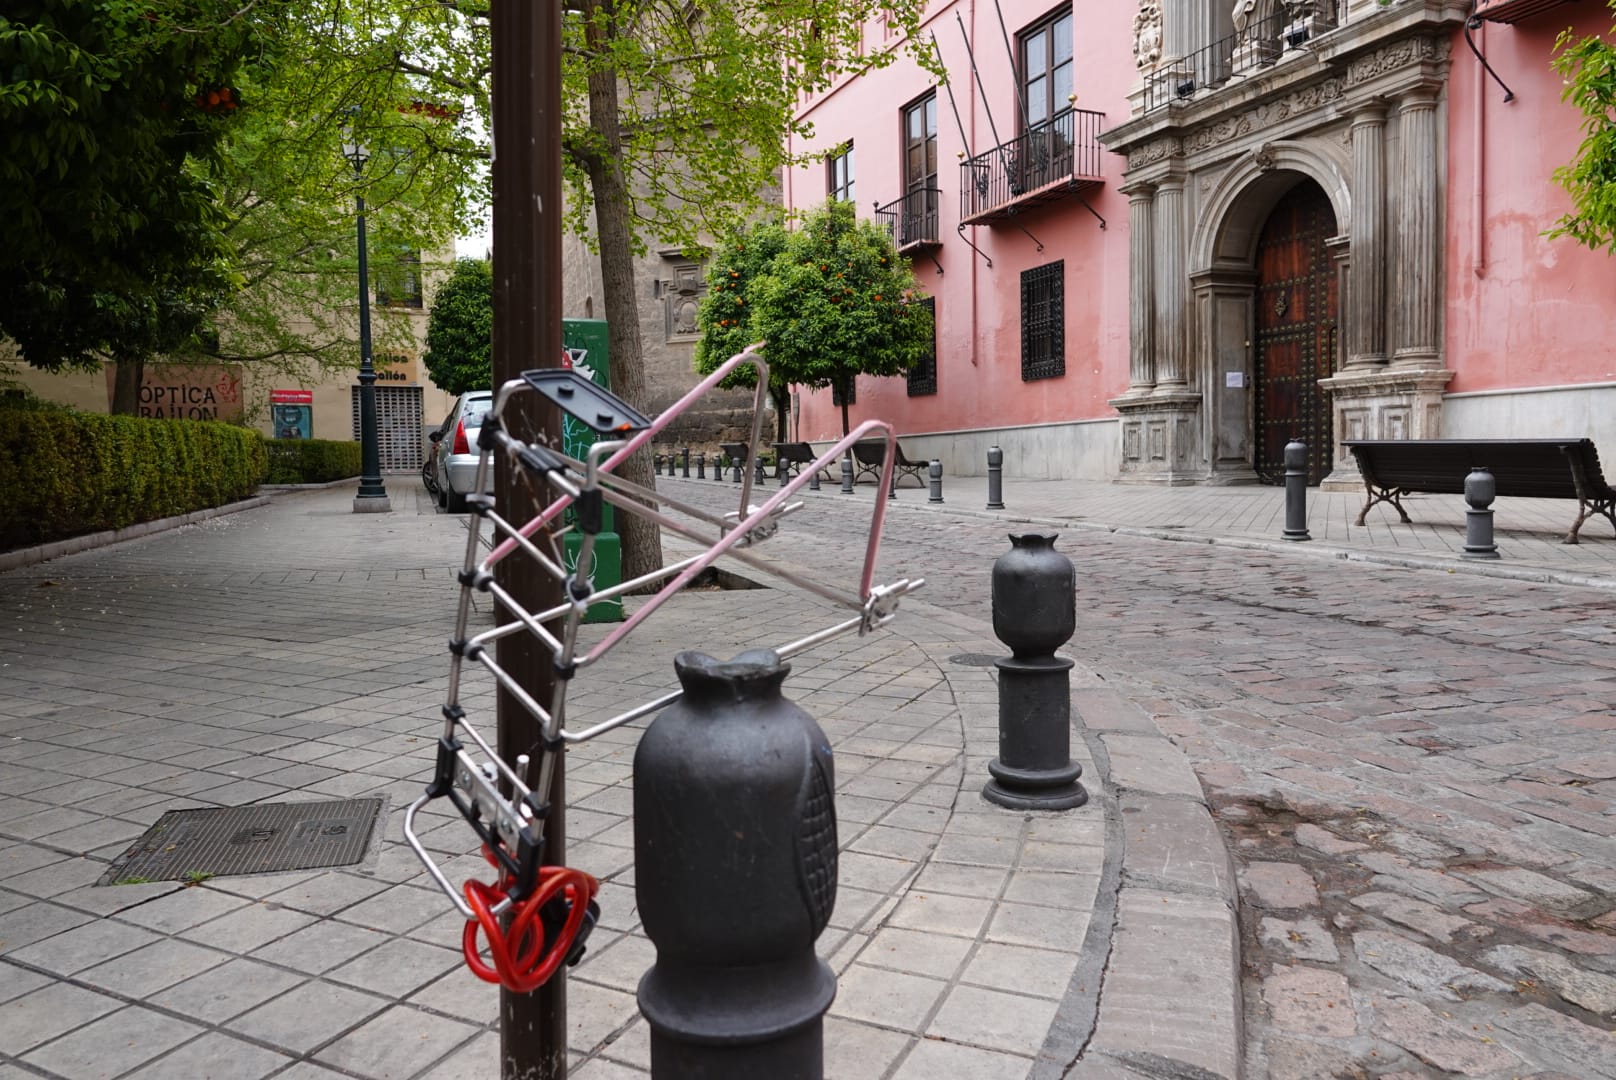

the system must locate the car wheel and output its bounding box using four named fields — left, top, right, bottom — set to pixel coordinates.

left=438, top=483, right=448, bottom=509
